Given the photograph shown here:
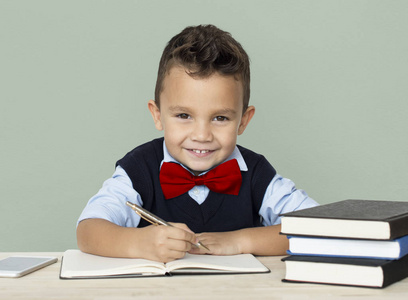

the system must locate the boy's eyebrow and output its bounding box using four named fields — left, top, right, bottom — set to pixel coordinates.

left=168, top=105, right=191, bottom=112
left=213, top=108, right=238, bottom=115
